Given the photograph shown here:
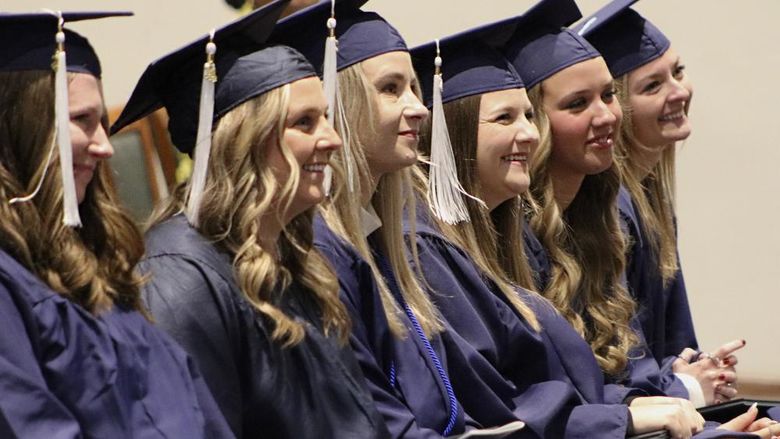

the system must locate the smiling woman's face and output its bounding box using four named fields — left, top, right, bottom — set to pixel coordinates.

left=68, top=73, right=113, bottom=204
left=627, top=47, right=693, bottom=149
left=266, top=76, right=342, bottom=219
left=542, top=56, right=622, bottom=178
left=475, top=87, right=539, bottom=211
left=359, top=51, right=429, bottom=179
